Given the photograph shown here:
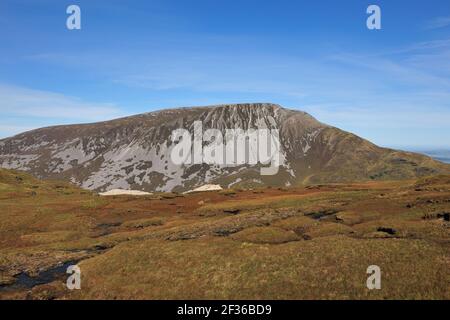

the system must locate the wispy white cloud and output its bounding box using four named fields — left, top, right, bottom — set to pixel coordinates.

left=328, top=52, right=450, bottom=90
left=305, top=103, right=450, bottom=129
left=0, top=84, right=126, bottom=138
left=425, top=16, right=450, bottom=29
left=0, top=84, right=124, bottom=121
left=6, top=32, right=450, bottom=147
